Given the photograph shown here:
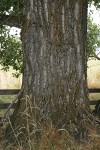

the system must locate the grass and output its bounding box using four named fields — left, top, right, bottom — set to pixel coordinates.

left=89, top=93, right=100, bottom=100
left=0, top=65, right=22, bottom=119
left=87, top=59, right=100, bottom=103
left=87, top=58, right=100, bottom=88
left=0, top=98, right=100, bottom=150
left=0, top=65, right=22, bottom=89
left=0, top=59, right=100, bottom=149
